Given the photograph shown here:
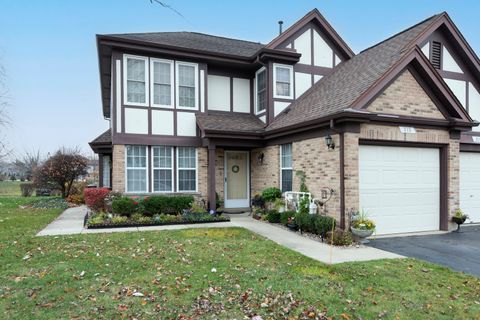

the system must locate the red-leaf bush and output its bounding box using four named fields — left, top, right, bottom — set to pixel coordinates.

left=84, top=188, right=110, bottom=212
